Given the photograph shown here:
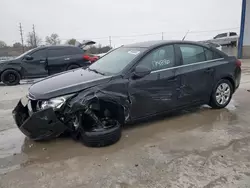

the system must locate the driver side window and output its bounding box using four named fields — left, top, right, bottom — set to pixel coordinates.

left=30, top=49, right=47, bottom=60
left=138, top=45, right=175, bottom=71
